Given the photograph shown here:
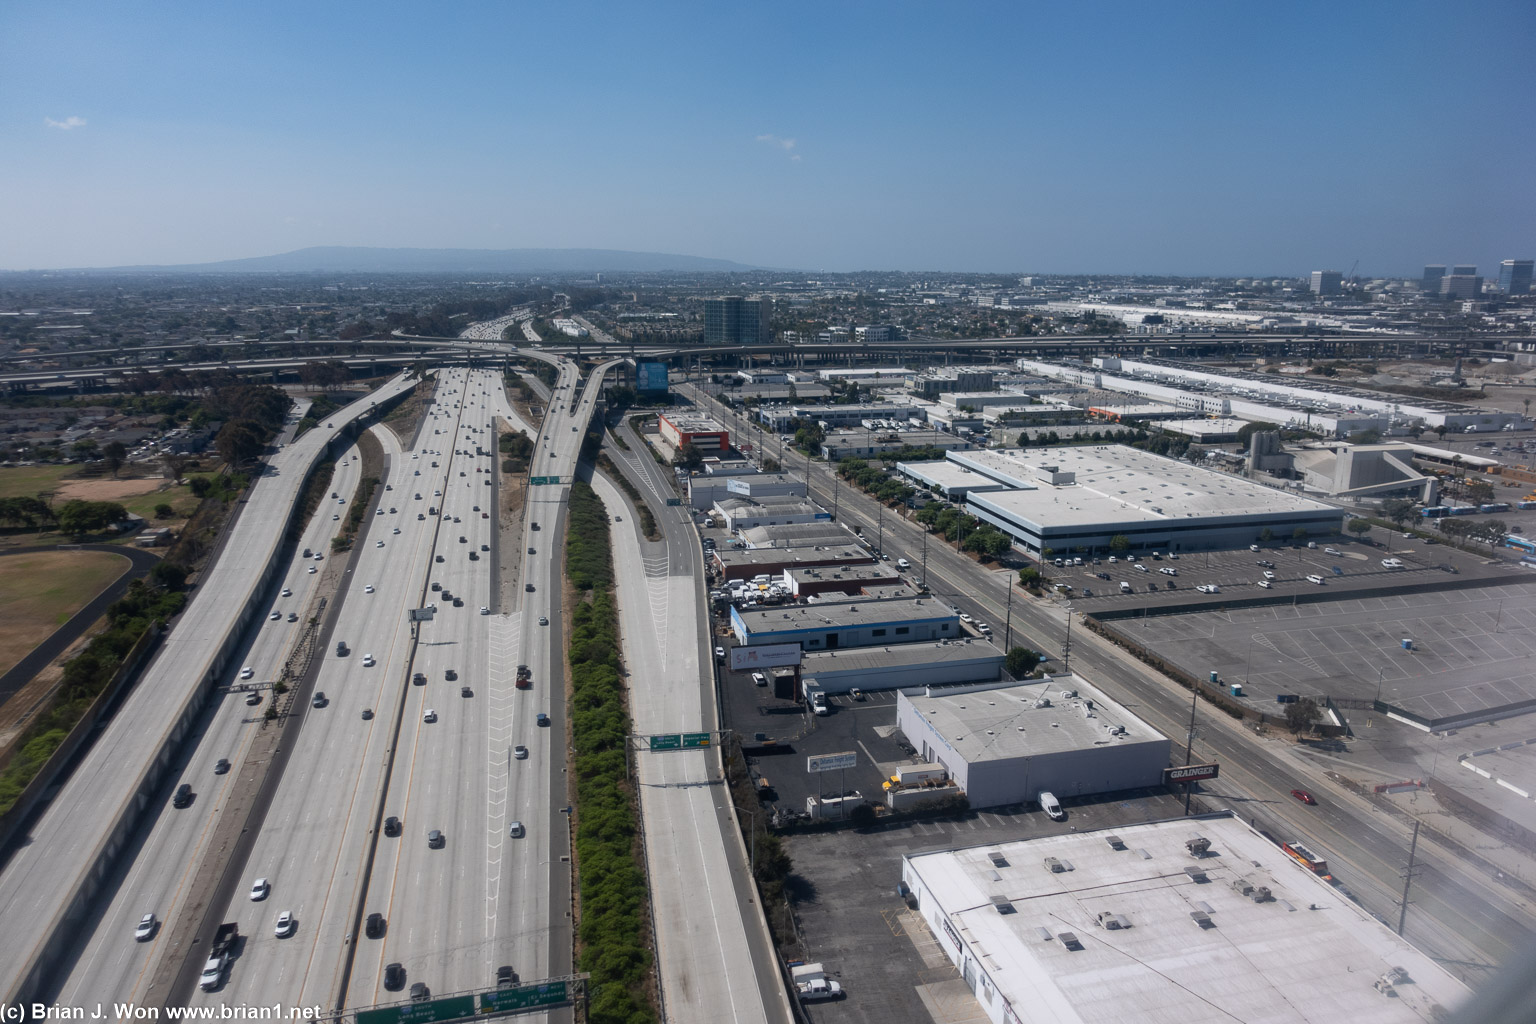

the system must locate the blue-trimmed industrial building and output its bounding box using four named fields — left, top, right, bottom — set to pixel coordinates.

left=729, top=594, right=959, bottom=650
